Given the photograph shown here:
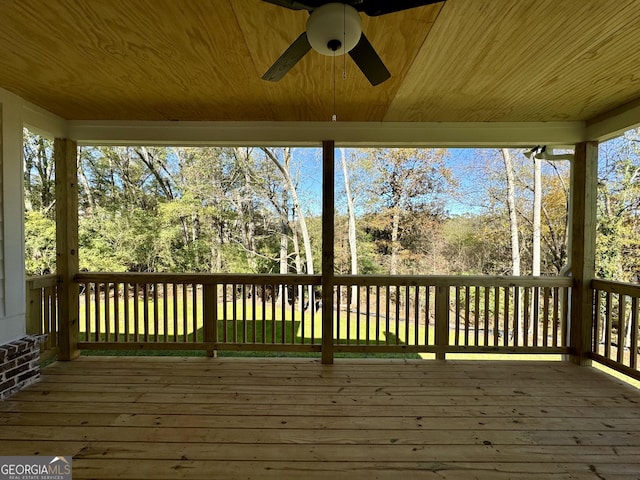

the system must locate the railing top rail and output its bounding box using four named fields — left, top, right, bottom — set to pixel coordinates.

left=591, top=278, right=640, bottom=297
left=334, top=274, right=573, bottom=288
left=75, top=272, right=323, bottom=285
left=26, top=274, right=60, bottom=288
